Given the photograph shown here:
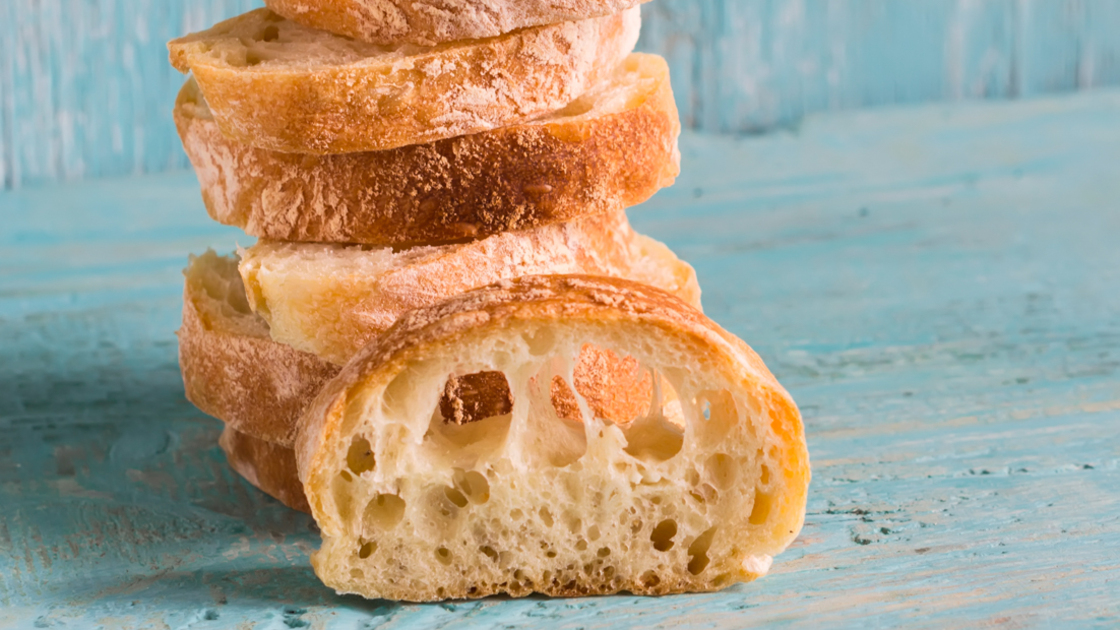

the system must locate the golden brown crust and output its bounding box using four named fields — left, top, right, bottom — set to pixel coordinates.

left=264, top=0, right=648, bottom=46
left=219, top=426, right=311, bottom=513
left=174, top=54, right=679, bottom=247
left=296, top=275, right=810, bottom=600
left=178, top=255, right=341, bottom=447
left=167, top=8, right=640, bottom=154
